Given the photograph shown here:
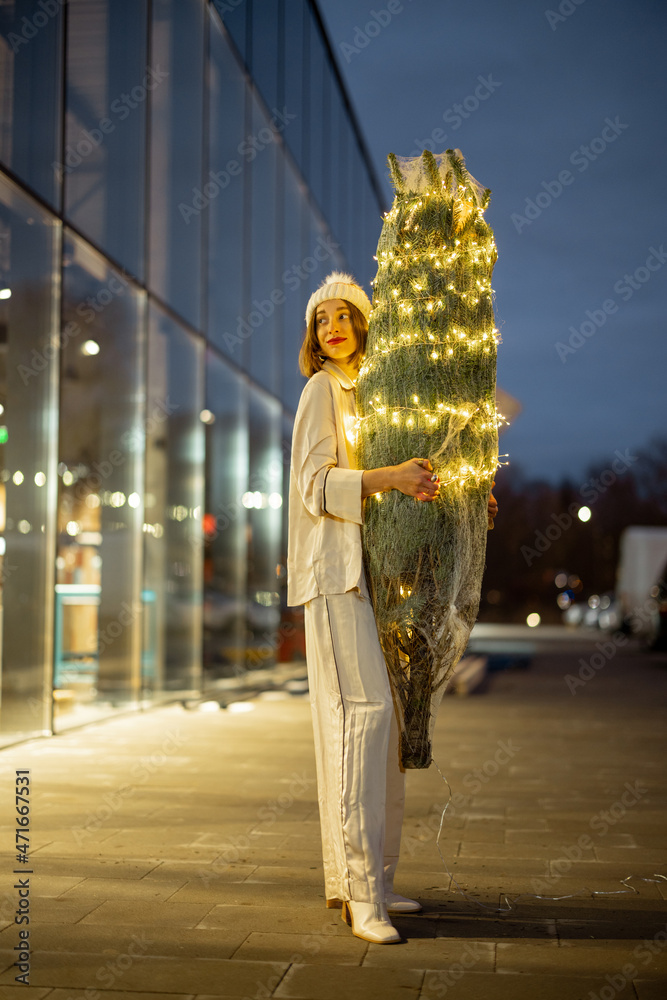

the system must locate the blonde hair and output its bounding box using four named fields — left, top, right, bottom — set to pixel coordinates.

left=298, top=300, right=368, bottom=377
